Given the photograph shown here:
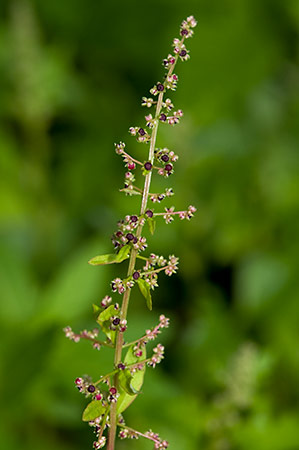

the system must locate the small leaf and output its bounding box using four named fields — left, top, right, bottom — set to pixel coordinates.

left=147, top=218, right=156, bottom=235
left=88, top=245, right=130, bottom=266
left=120, top=188, right=141, bottom=196
left=137, top=279, right=152, bottom=310
left=119, top=369, right=141, bottom=396
left=93, top=304, right=101, bottom=314
left=117, top=345, right=146, bottom=414
left=82, top=400, right=105, bottom=422
left=97, top=304, right=117, bottom=343
left=115, top=245, right=131, bottom=262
